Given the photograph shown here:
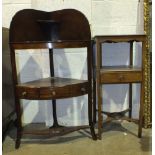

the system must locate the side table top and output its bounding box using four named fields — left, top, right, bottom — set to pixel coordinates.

left=93, top=34, right=146, bottom=42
